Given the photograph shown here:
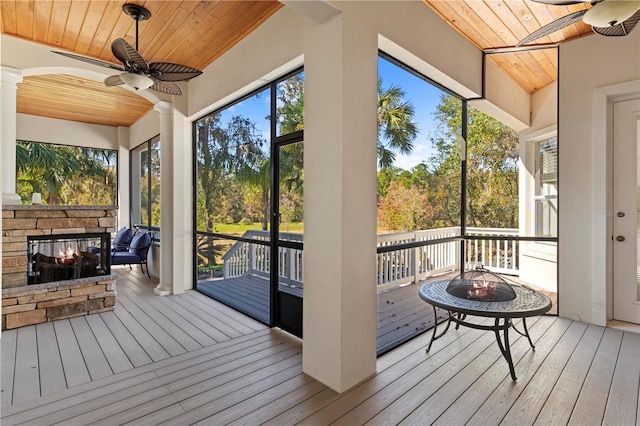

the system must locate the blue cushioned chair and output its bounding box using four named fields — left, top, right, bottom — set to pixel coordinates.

left=111, top=231, right=152, bottom=277
left=112, top=227, right=134, bottom=252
